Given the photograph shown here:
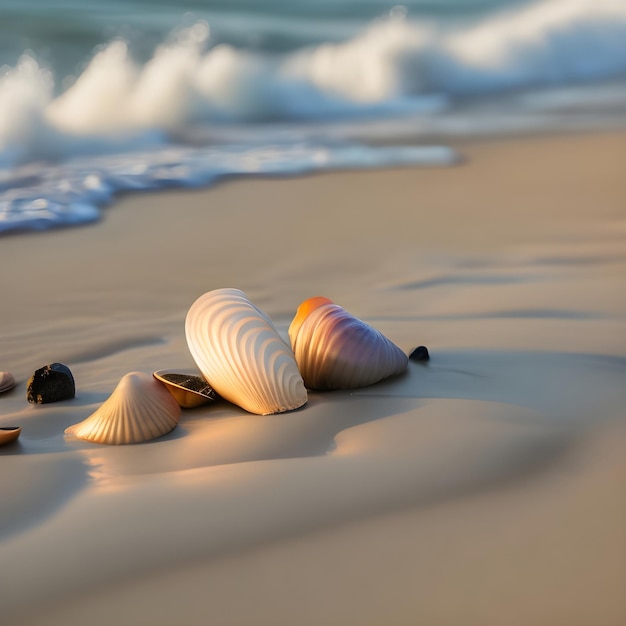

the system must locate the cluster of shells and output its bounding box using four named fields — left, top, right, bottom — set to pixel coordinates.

left=63, top=288, right=409, bottom=445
